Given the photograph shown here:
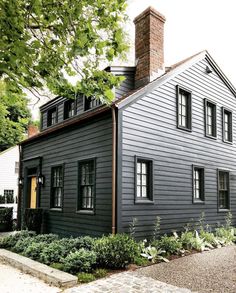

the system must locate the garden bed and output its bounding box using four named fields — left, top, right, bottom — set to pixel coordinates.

left=0, top=212, right=235, bottom=285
